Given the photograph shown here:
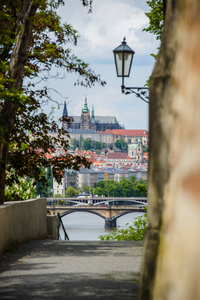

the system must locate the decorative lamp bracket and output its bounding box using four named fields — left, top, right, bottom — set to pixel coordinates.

left=121, top=86, right=149, bottom=103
